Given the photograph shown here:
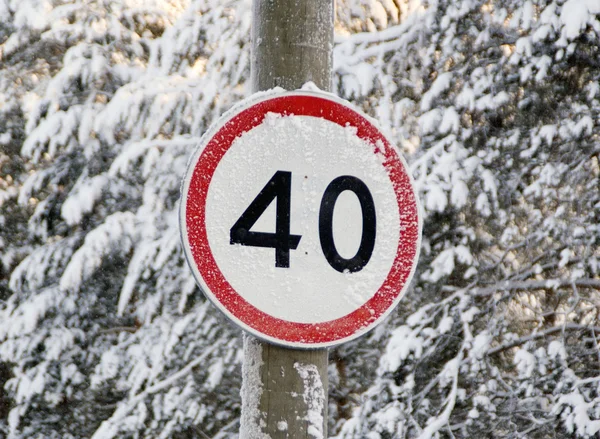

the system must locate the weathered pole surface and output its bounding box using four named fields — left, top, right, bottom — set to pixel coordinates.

left=252, top=0, right=333, bottom=92
left=242, top=1, right=334, bottom=438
